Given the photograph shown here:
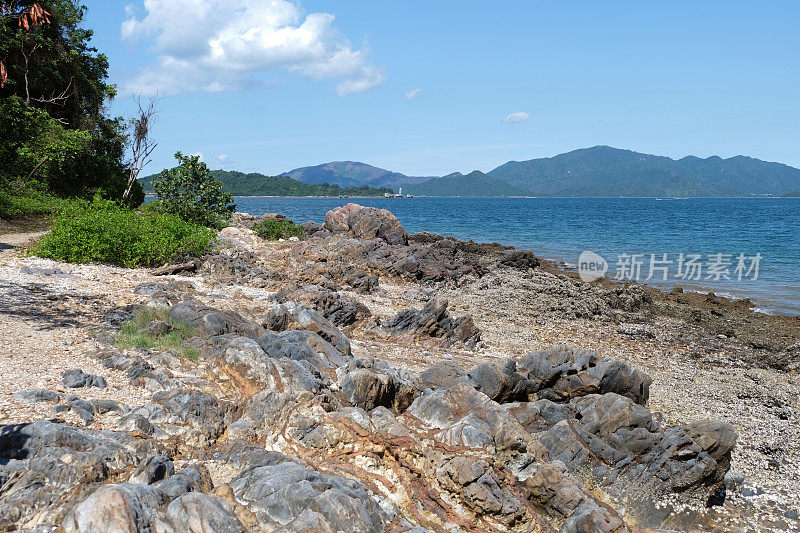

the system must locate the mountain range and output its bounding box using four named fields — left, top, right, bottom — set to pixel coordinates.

left=137, top=170, right=392, bottom=197
left=283, top=146, right=800, bottom=197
